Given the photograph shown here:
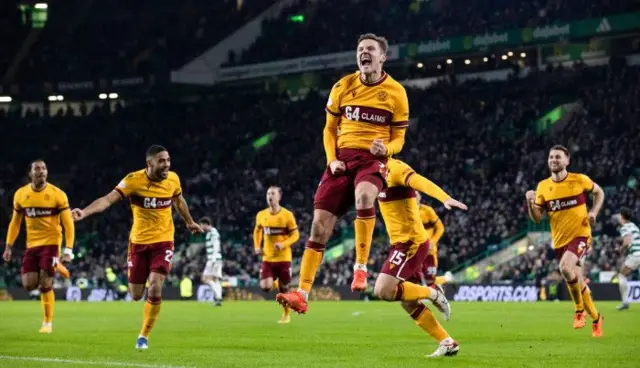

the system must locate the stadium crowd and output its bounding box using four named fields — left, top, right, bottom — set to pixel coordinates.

left=9, top=0, right=274, bottom=84
left=1, top=58, right=639, bottom=289
left=4, top=0, right=637, bottom=84
left=229, top=0, right=638, bottom=65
